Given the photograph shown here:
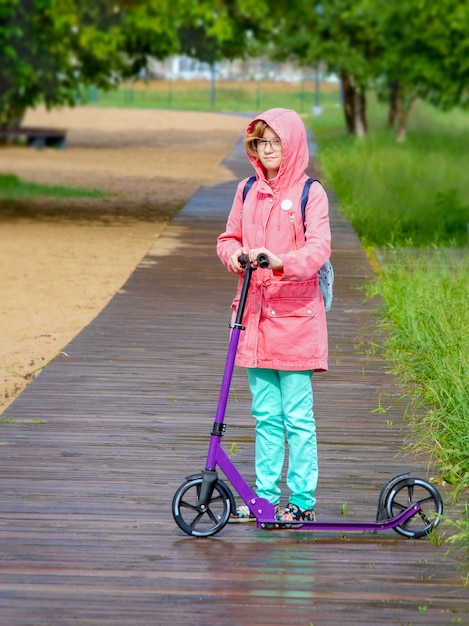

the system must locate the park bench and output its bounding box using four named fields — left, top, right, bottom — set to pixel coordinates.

left=0, top=126, right=67, bottom=149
